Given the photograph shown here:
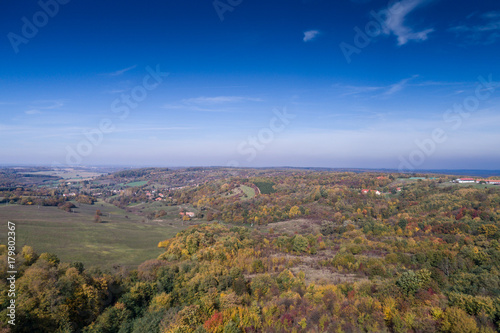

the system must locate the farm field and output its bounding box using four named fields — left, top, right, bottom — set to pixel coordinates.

left=394, top=177, right=435, bottom=183
left=19, top=168, right=107, bottom=181
left=222, top=184, right=256, bottom=200
left=240, top=184, right=256, bottom=199
left=437, top=182, right=500, bottom=189
left=124, top=180, right=148, bottom=187
left=127, top=201, right=199, bottom=221
left=0, top=201, right=191, bottom=268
